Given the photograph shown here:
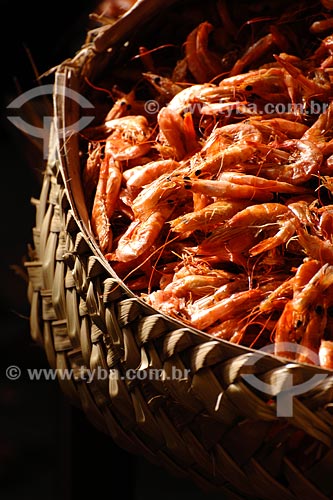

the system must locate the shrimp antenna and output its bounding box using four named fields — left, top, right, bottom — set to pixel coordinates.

left=120, top=233, right=181, bottom=287
left=148, top=227, right=175, bottom=294
left=131, top=44, right=178, bottom=61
